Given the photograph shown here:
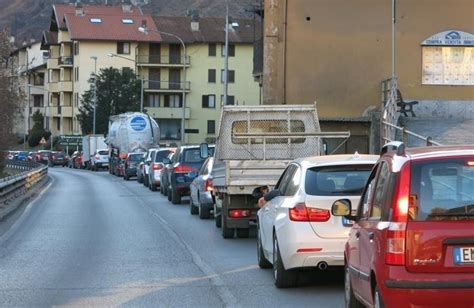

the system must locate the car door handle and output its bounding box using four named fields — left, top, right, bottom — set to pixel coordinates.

left=368, top=232, right=375, bottom=241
